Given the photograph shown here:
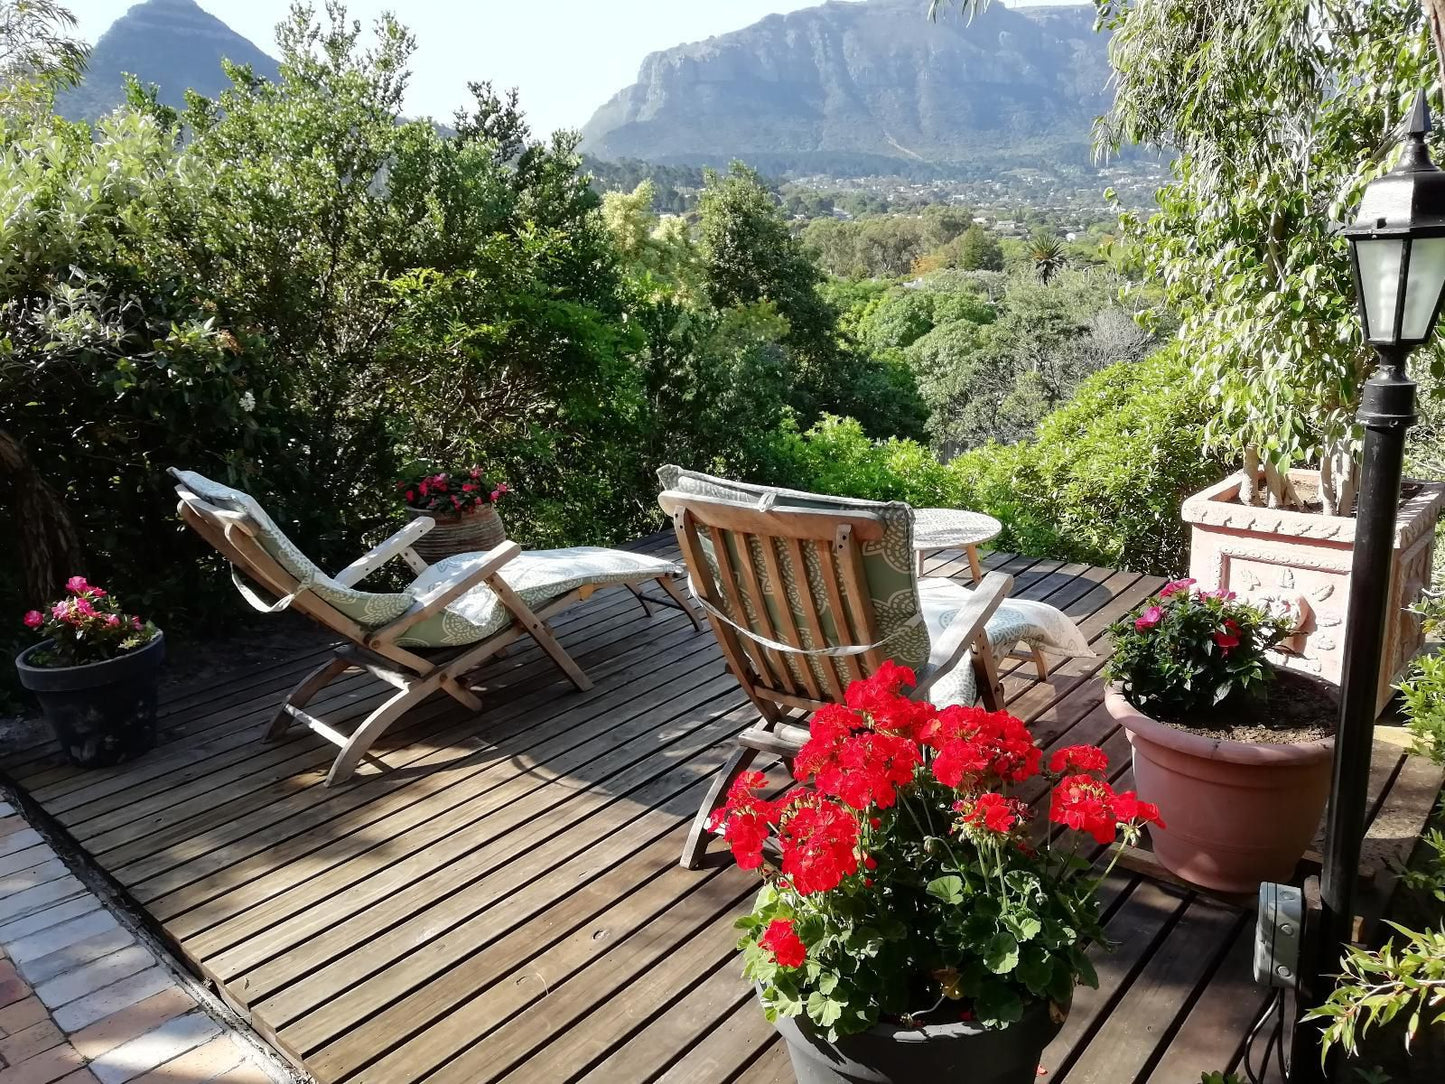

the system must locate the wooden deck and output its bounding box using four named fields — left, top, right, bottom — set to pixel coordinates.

left=1, top=538, right=1438, bottom=1084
